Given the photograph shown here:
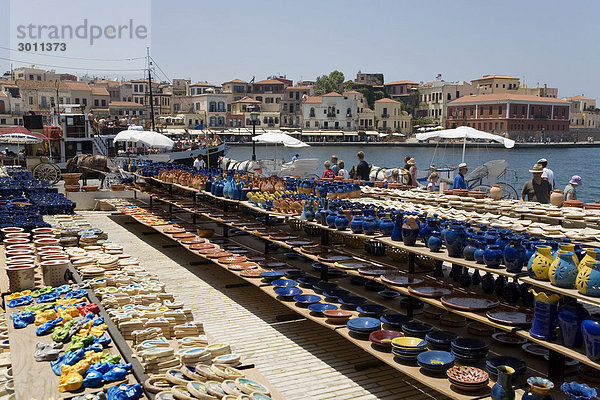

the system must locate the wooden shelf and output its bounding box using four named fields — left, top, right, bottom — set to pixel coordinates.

left=520, top=276, right=600, bottom=308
